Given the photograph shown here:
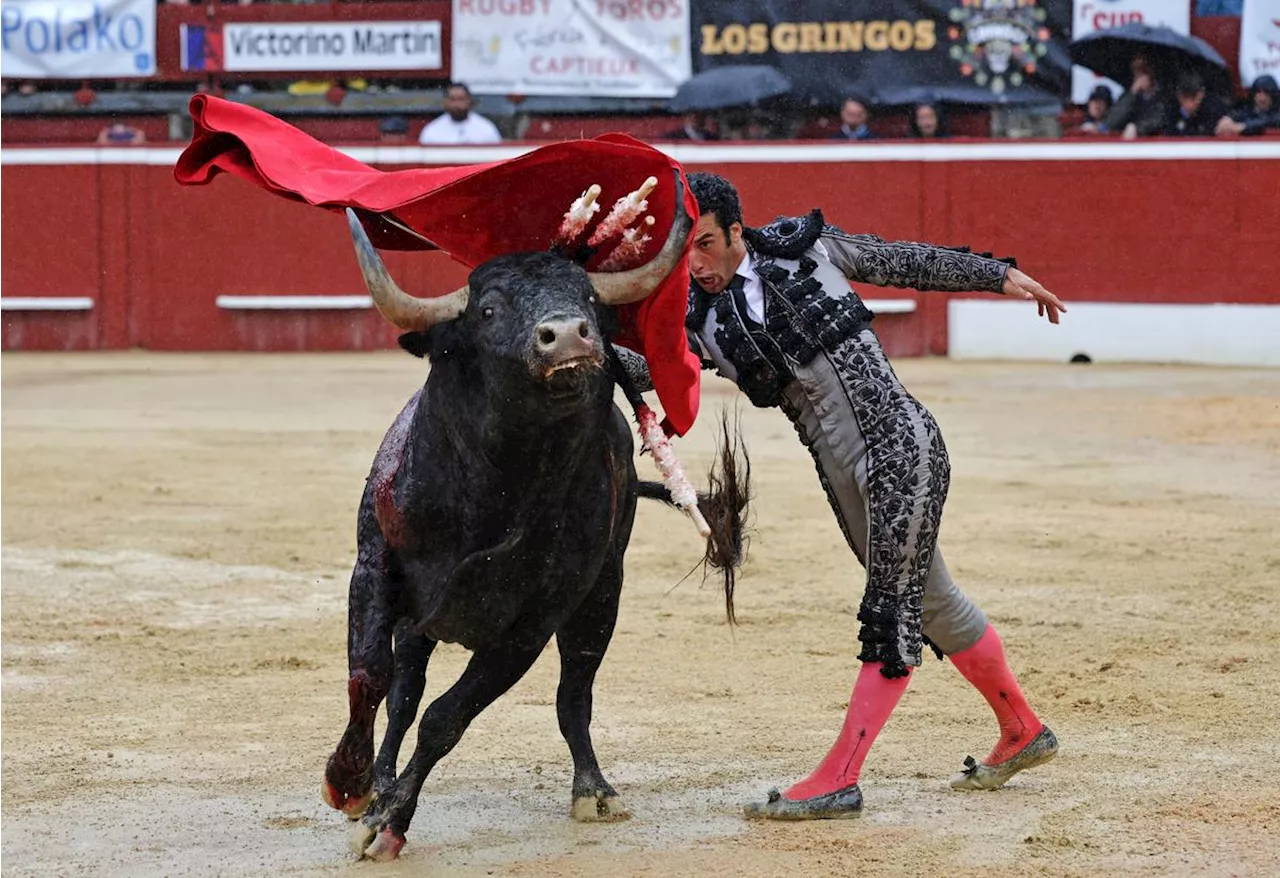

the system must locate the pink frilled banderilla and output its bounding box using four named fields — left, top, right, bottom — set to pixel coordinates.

left=554, top=177, right=710, bottom=540
left=636, top=403, right=712, bottom=538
